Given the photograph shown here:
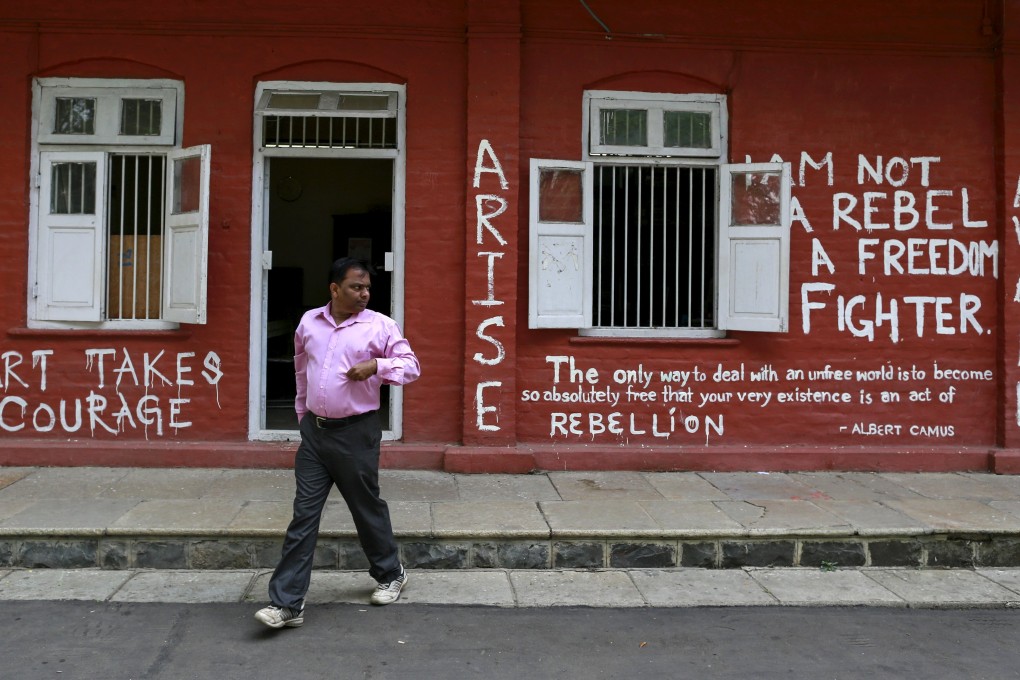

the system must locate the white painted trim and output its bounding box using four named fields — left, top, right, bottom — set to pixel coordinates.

left=583, top=89, right=726, bottom=162
left=572, top=88, right=740, bottom=339
left=255, top=88, right=398, bottom=116
left=27, top=79, right=42, bottom=324
left=248, top=81, right=407, bottom=443
left=36, top=77, right=184, bottom=146
left=580, top=328, right=725, bottom=339
left=27, top=77, right=186, bottom=330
